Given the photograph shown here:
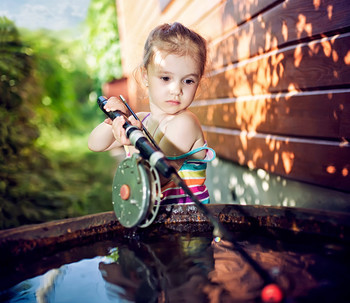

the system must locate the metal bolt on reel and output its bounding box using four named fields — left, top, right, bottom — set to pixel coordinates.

left=112, top=153, right=162, bottom=228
